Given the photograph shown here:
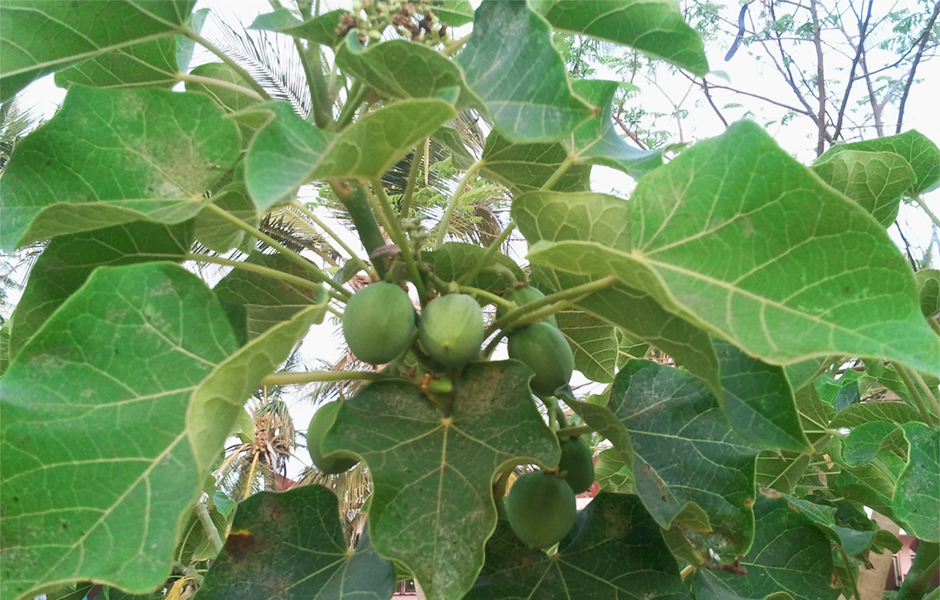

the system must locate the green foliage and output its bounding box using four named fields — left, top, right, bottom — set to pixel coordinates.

left=0, top=2, right=937, bottom=600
